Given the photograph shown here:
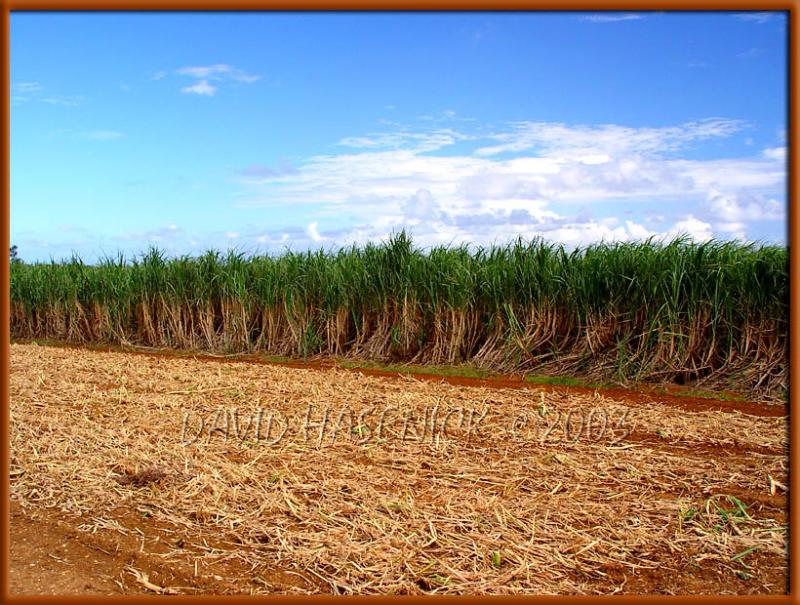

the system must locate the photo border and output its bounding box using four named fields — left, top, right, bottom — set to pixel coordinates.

left=1, top=4, right=796, bottom=603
